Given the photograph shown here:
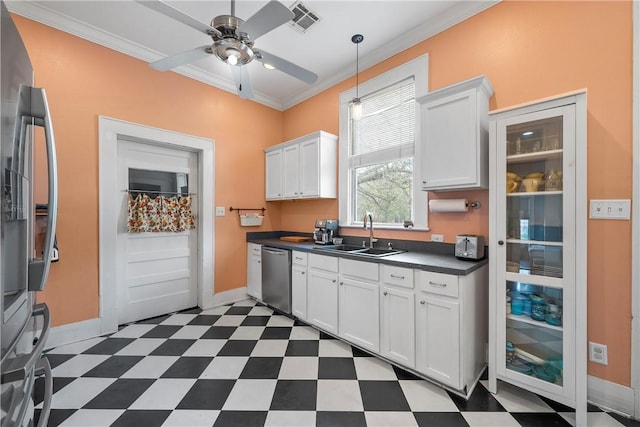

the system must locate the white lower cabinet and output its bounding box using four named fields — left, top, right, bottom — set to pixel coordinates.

left=339, top=277, right=380, bottom=352
left=291, top=251, right=308, bottom=320
left=307, top=254, right=339, bottom=334
left=246, top=243, right=262, bottom=300
left=381, top=285, right=415, bottom=368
